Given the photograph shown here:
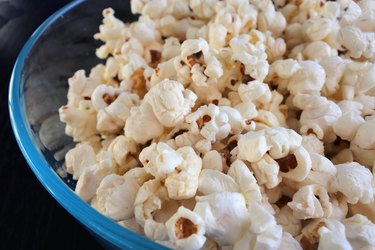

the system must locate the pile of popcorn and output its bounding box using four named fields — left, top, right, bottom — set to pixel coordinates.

left=59, top=0, right=375, bottom=249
